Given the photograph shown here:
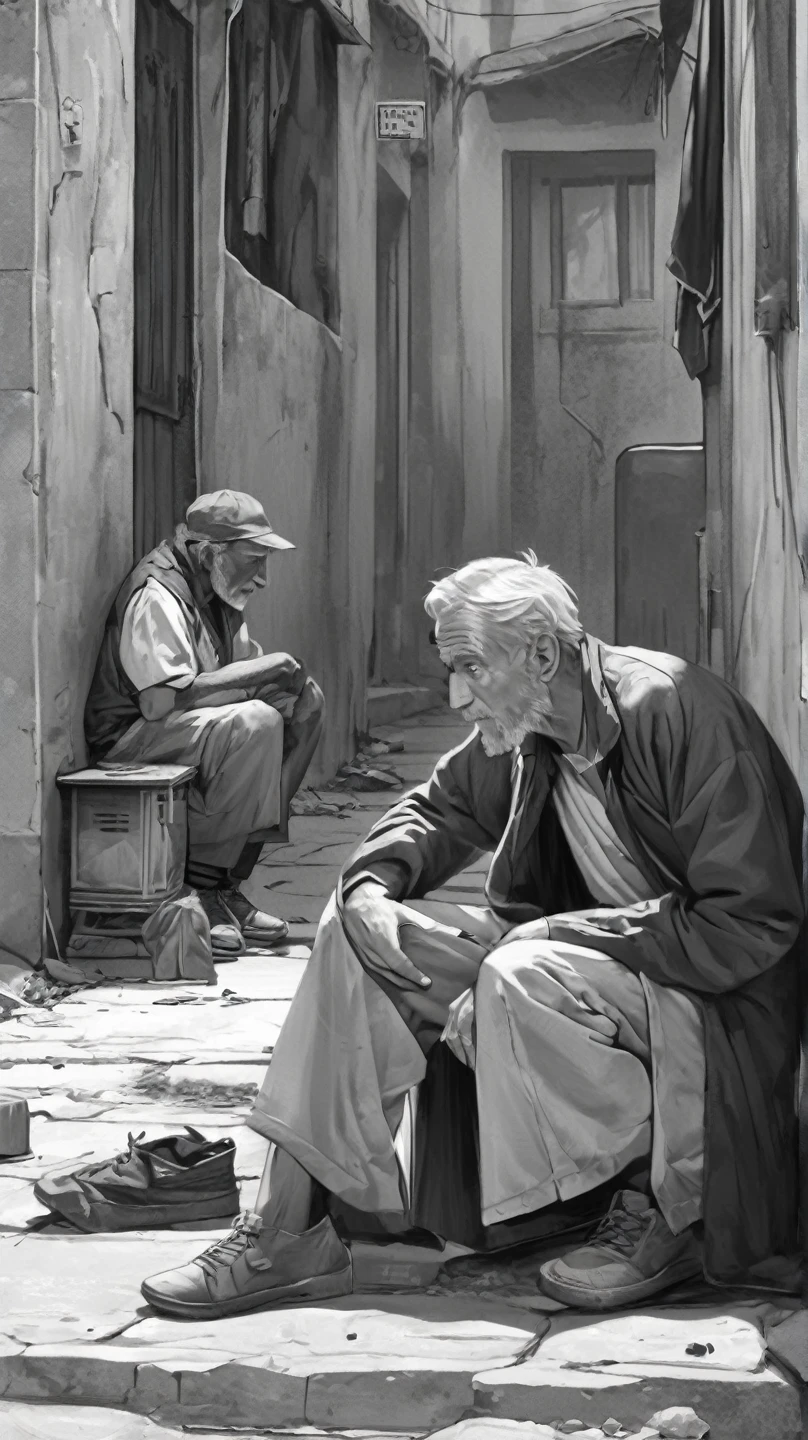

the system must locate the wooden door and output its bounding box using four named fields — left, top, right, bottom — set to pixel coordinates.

left=370, top=167, right=410, bottom=684
left=134, top=0, right=195, bottom=559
